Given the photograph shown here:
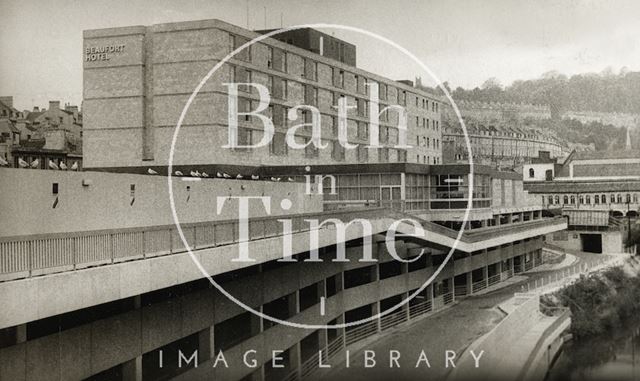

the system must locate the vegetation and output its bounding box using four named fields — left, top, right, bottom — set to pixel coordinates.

left=541, top=266, right=640, bottom=339
left=442, top=68, right=640, bottom=114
